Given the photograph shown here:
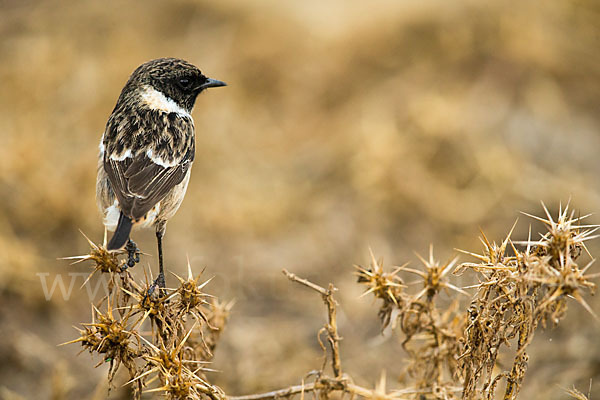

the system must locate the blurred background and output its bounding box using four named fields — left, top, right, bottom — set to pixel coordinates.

left=0, top=0, right=599, bottom=398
